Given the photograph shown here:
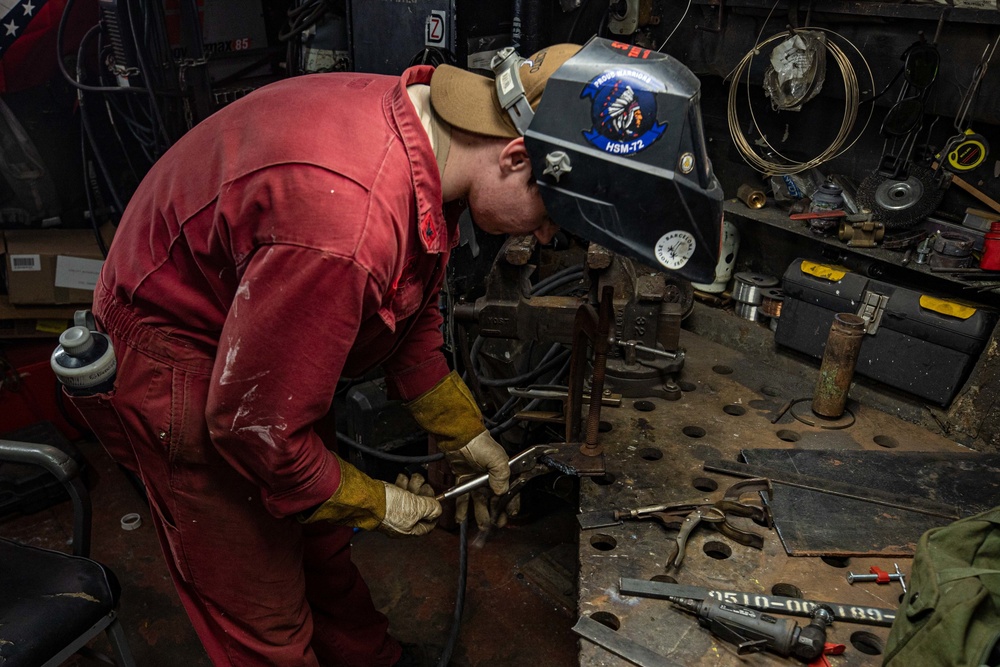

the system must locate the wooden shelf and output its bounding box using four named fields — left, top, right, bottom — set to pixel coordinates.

left=724, top=199, right=1000, bottom=305
left=694, top=0, right=1000, bottom=25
